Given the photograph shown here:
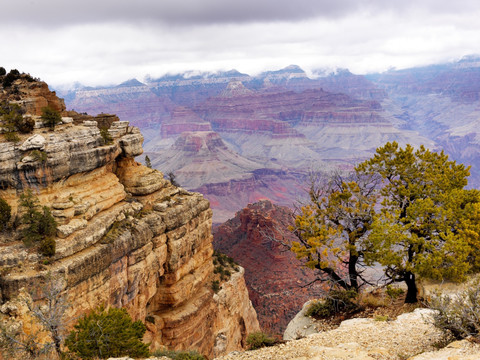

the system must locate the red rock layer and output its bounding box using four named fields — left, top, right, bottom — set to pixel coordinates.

left=213, top=200, right=324, bottom=335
